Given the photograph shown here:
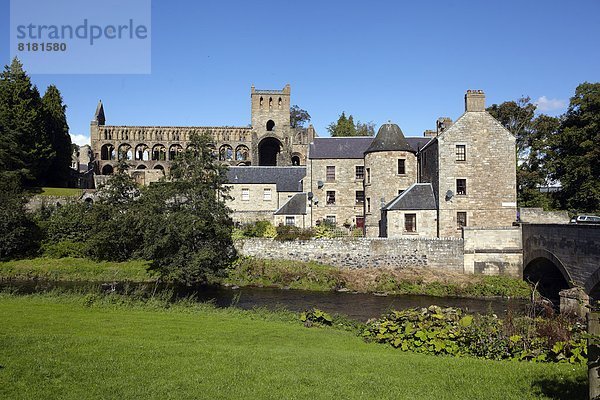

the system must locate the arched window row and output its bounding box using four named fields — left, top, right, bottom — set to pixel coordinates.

left=100, top=128, right=251, bottom=143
